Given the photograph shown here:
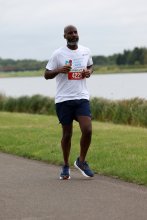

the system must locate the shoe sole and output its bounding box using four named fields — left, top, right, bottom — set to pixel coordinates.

left=59, top=169, right=71, bottom=180
left=74, top=161, right=93, bottom=178
left=59, top=176, right=71, bottom=180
